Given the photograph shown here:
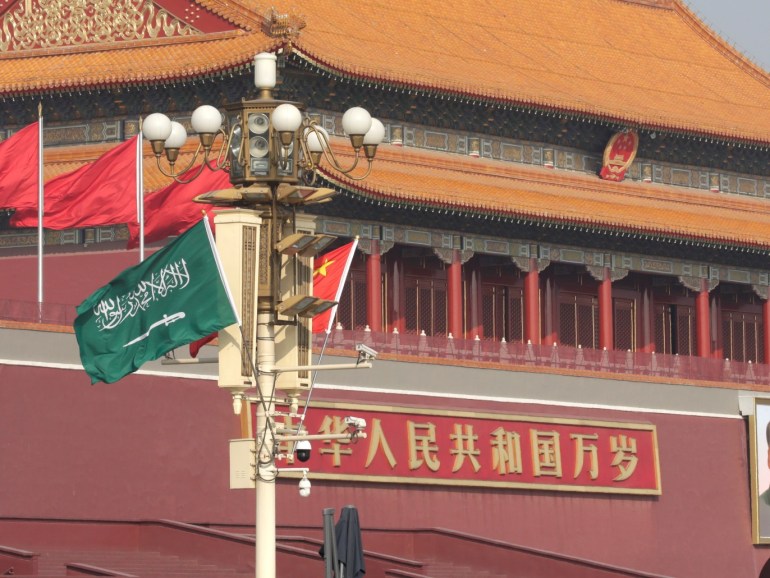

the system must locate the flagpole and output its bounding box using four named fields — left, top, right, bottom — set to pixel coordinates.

left=37, top=103, right=44, bottom=311
left=324, top=237, right=358, bottom=335
left=202, top=212, right=241, bottom=327
left=137, top=121, right=145, bottom=262
left=295, top=329, right=332, bottom=438
left=296, top=237, right=358, bottom=441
